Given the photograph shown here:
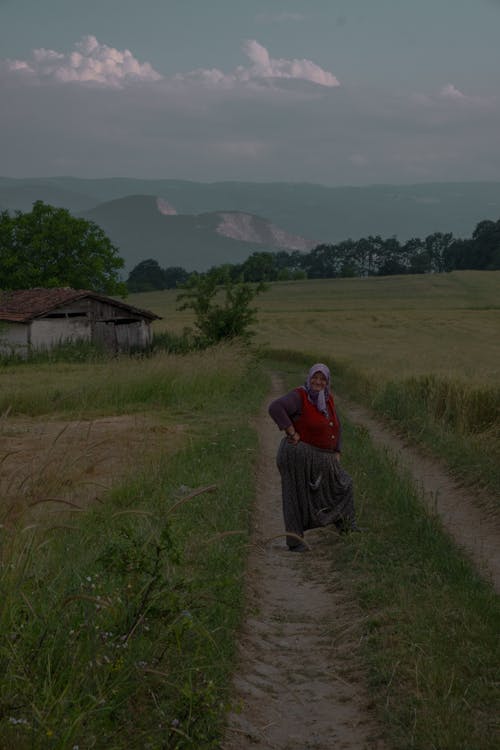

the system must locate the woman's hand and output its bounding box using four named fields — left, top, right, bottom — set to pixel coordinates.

left=334, top=451, right=341, bottom=462
left=286, top=429, right=300, bottom=445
